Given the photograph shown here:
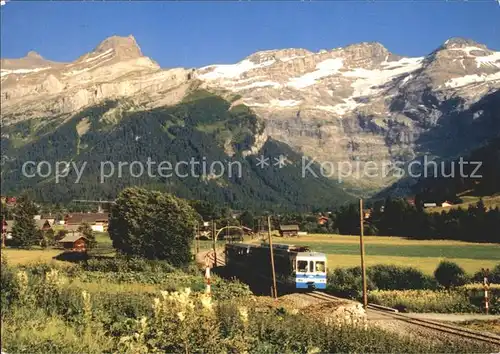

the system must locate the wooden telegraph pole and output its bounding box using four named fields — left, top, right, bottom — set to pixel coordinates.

left=195, top=223, right=199, bottom=254
left=212, top=220, right=217, bottom=266
left=359, top=199, right=368, bottom=309
left=1, top=218, right=6, bottom=248
left=267, top=216, right=278, bottom=299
